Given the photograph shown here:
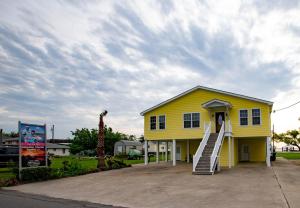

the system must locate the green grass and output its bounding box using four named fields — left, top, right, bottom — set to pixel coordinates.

left=50, top=156, right=98, bottom=170
left=0, top=154, right=168, bottom=180
left=0, top=168, right=16, bottom=180
left=277, top=152, right=300, bottom=159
